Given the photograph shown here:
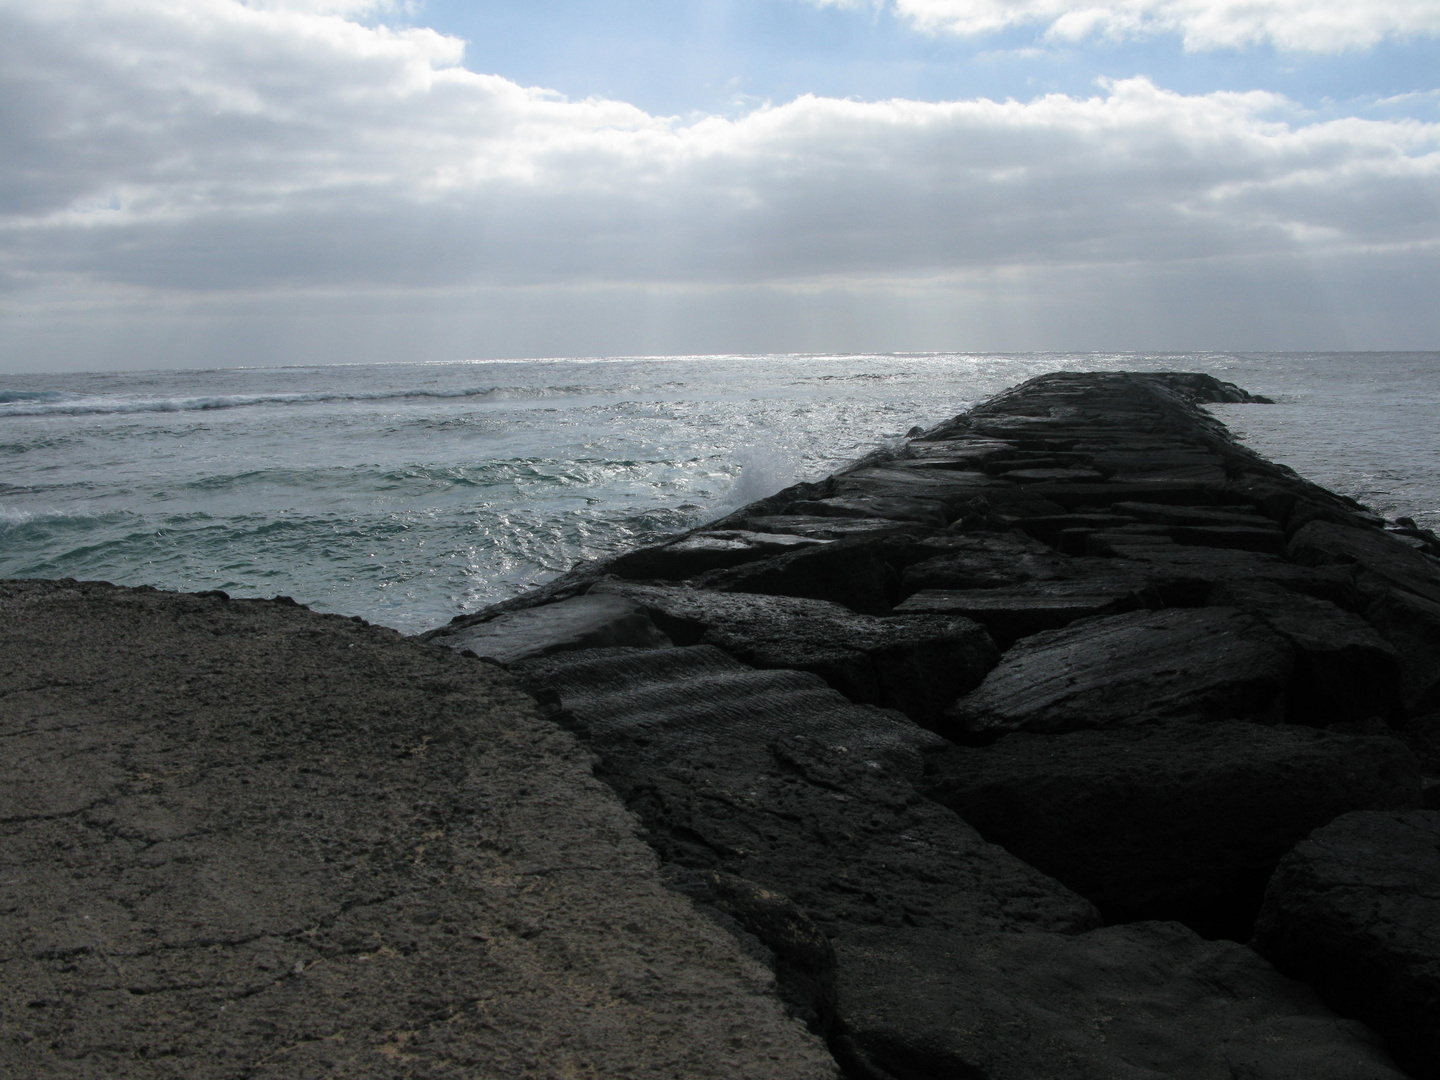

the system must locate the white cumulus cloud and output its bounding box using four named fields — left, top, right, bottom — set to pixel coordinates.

left=0, top=0, right=1437, bottom=365
left=810, top=0, right=1440, bottom=51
